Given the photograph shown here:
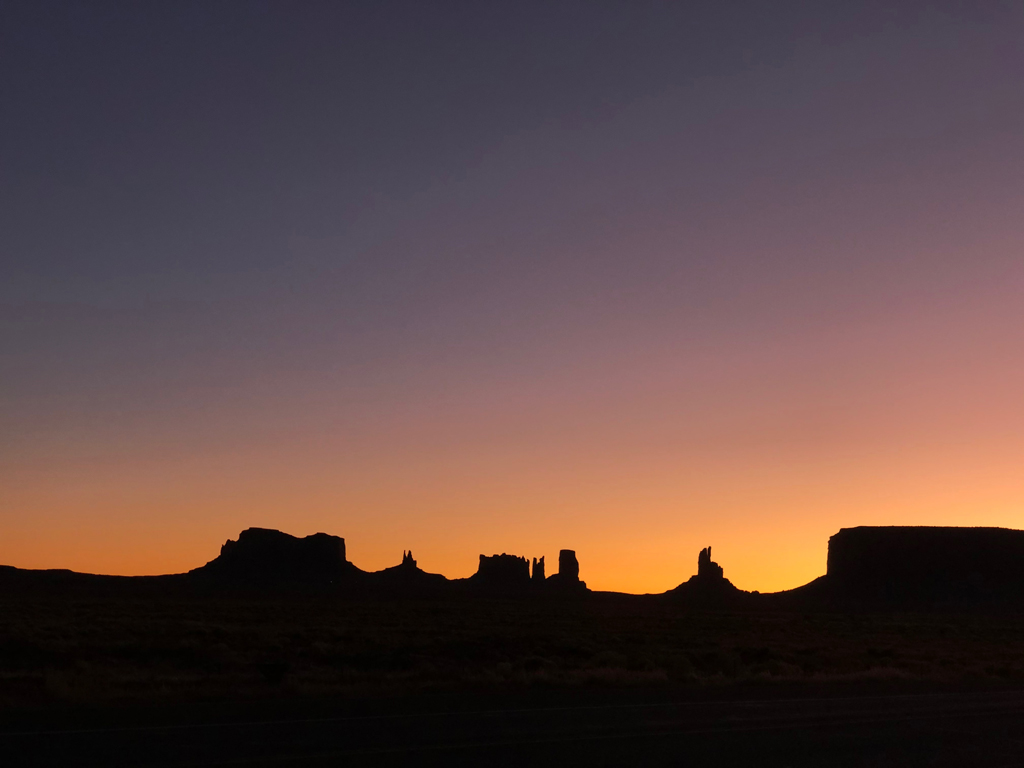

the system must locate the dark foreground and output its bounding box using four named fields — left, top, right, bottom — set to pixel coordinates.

left=5, top=687, right=1024, bottom=766
left=3, top=595, right=1024, bottom=765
